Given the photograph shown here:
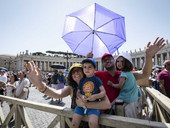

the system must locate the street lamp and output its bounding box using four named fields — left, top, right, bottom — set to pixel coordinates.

left=64, top=51, right=71, bottom=71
